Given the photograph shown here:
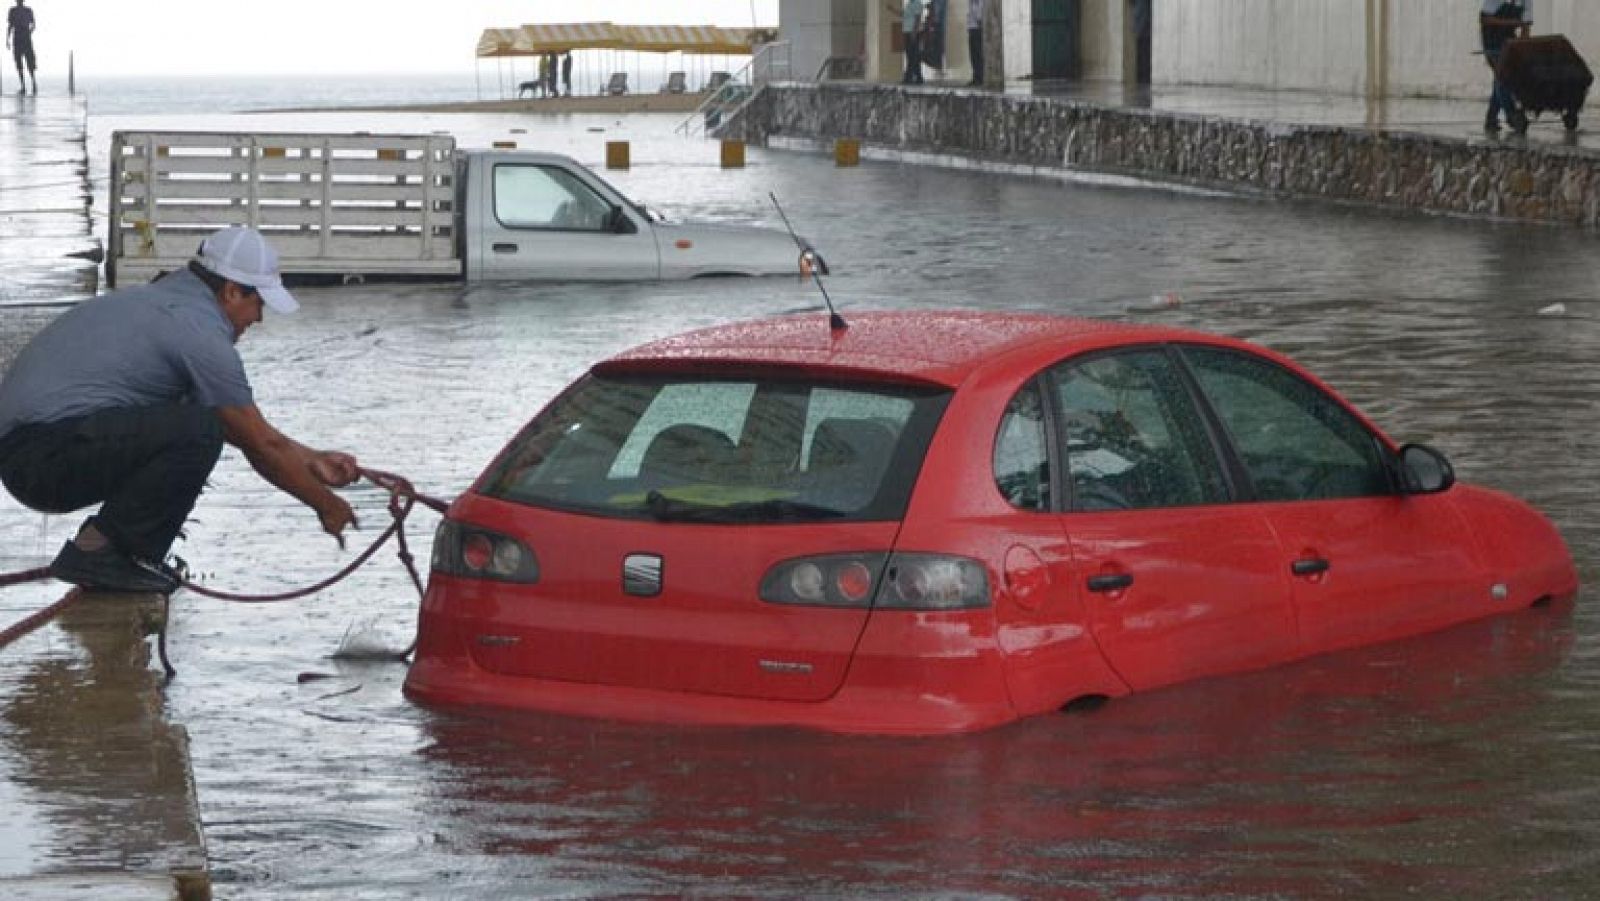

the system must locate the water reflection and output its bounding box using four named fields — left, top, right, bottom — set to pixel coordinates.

left=407, top=605, right=1576, bottom=899
left=0, top=593, right=205, bottom=878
